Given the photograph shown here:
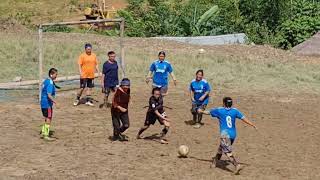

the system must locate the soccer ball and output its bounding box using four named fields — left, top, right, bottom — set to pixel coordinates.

left=178, top=145, right=189, bottom=157
left=198, top=48, right=206, bottom=54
